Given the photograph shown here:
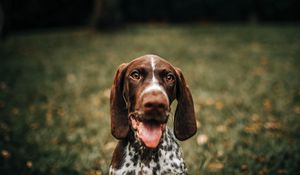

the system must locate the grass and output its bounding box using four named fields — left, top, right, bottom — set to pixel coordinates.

left=0, top=24, right=300, bottom=175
